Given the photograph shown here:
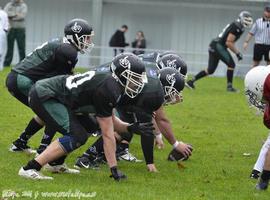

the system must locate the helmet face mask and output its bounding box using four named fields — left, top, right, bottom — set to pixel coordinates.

left=239, top=11, right=253, bottom=28
left=159, top=68, right=185, bottom=106
left=110, top=53, right=147, bottom=98
left=65, top=19, right=94, bottom=54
